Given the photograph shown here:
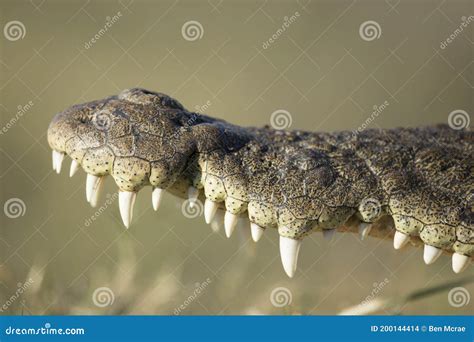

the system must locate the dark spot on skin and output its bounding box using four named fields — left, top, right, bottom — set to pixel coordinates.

left=47, top=88, right=473, bottom=256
